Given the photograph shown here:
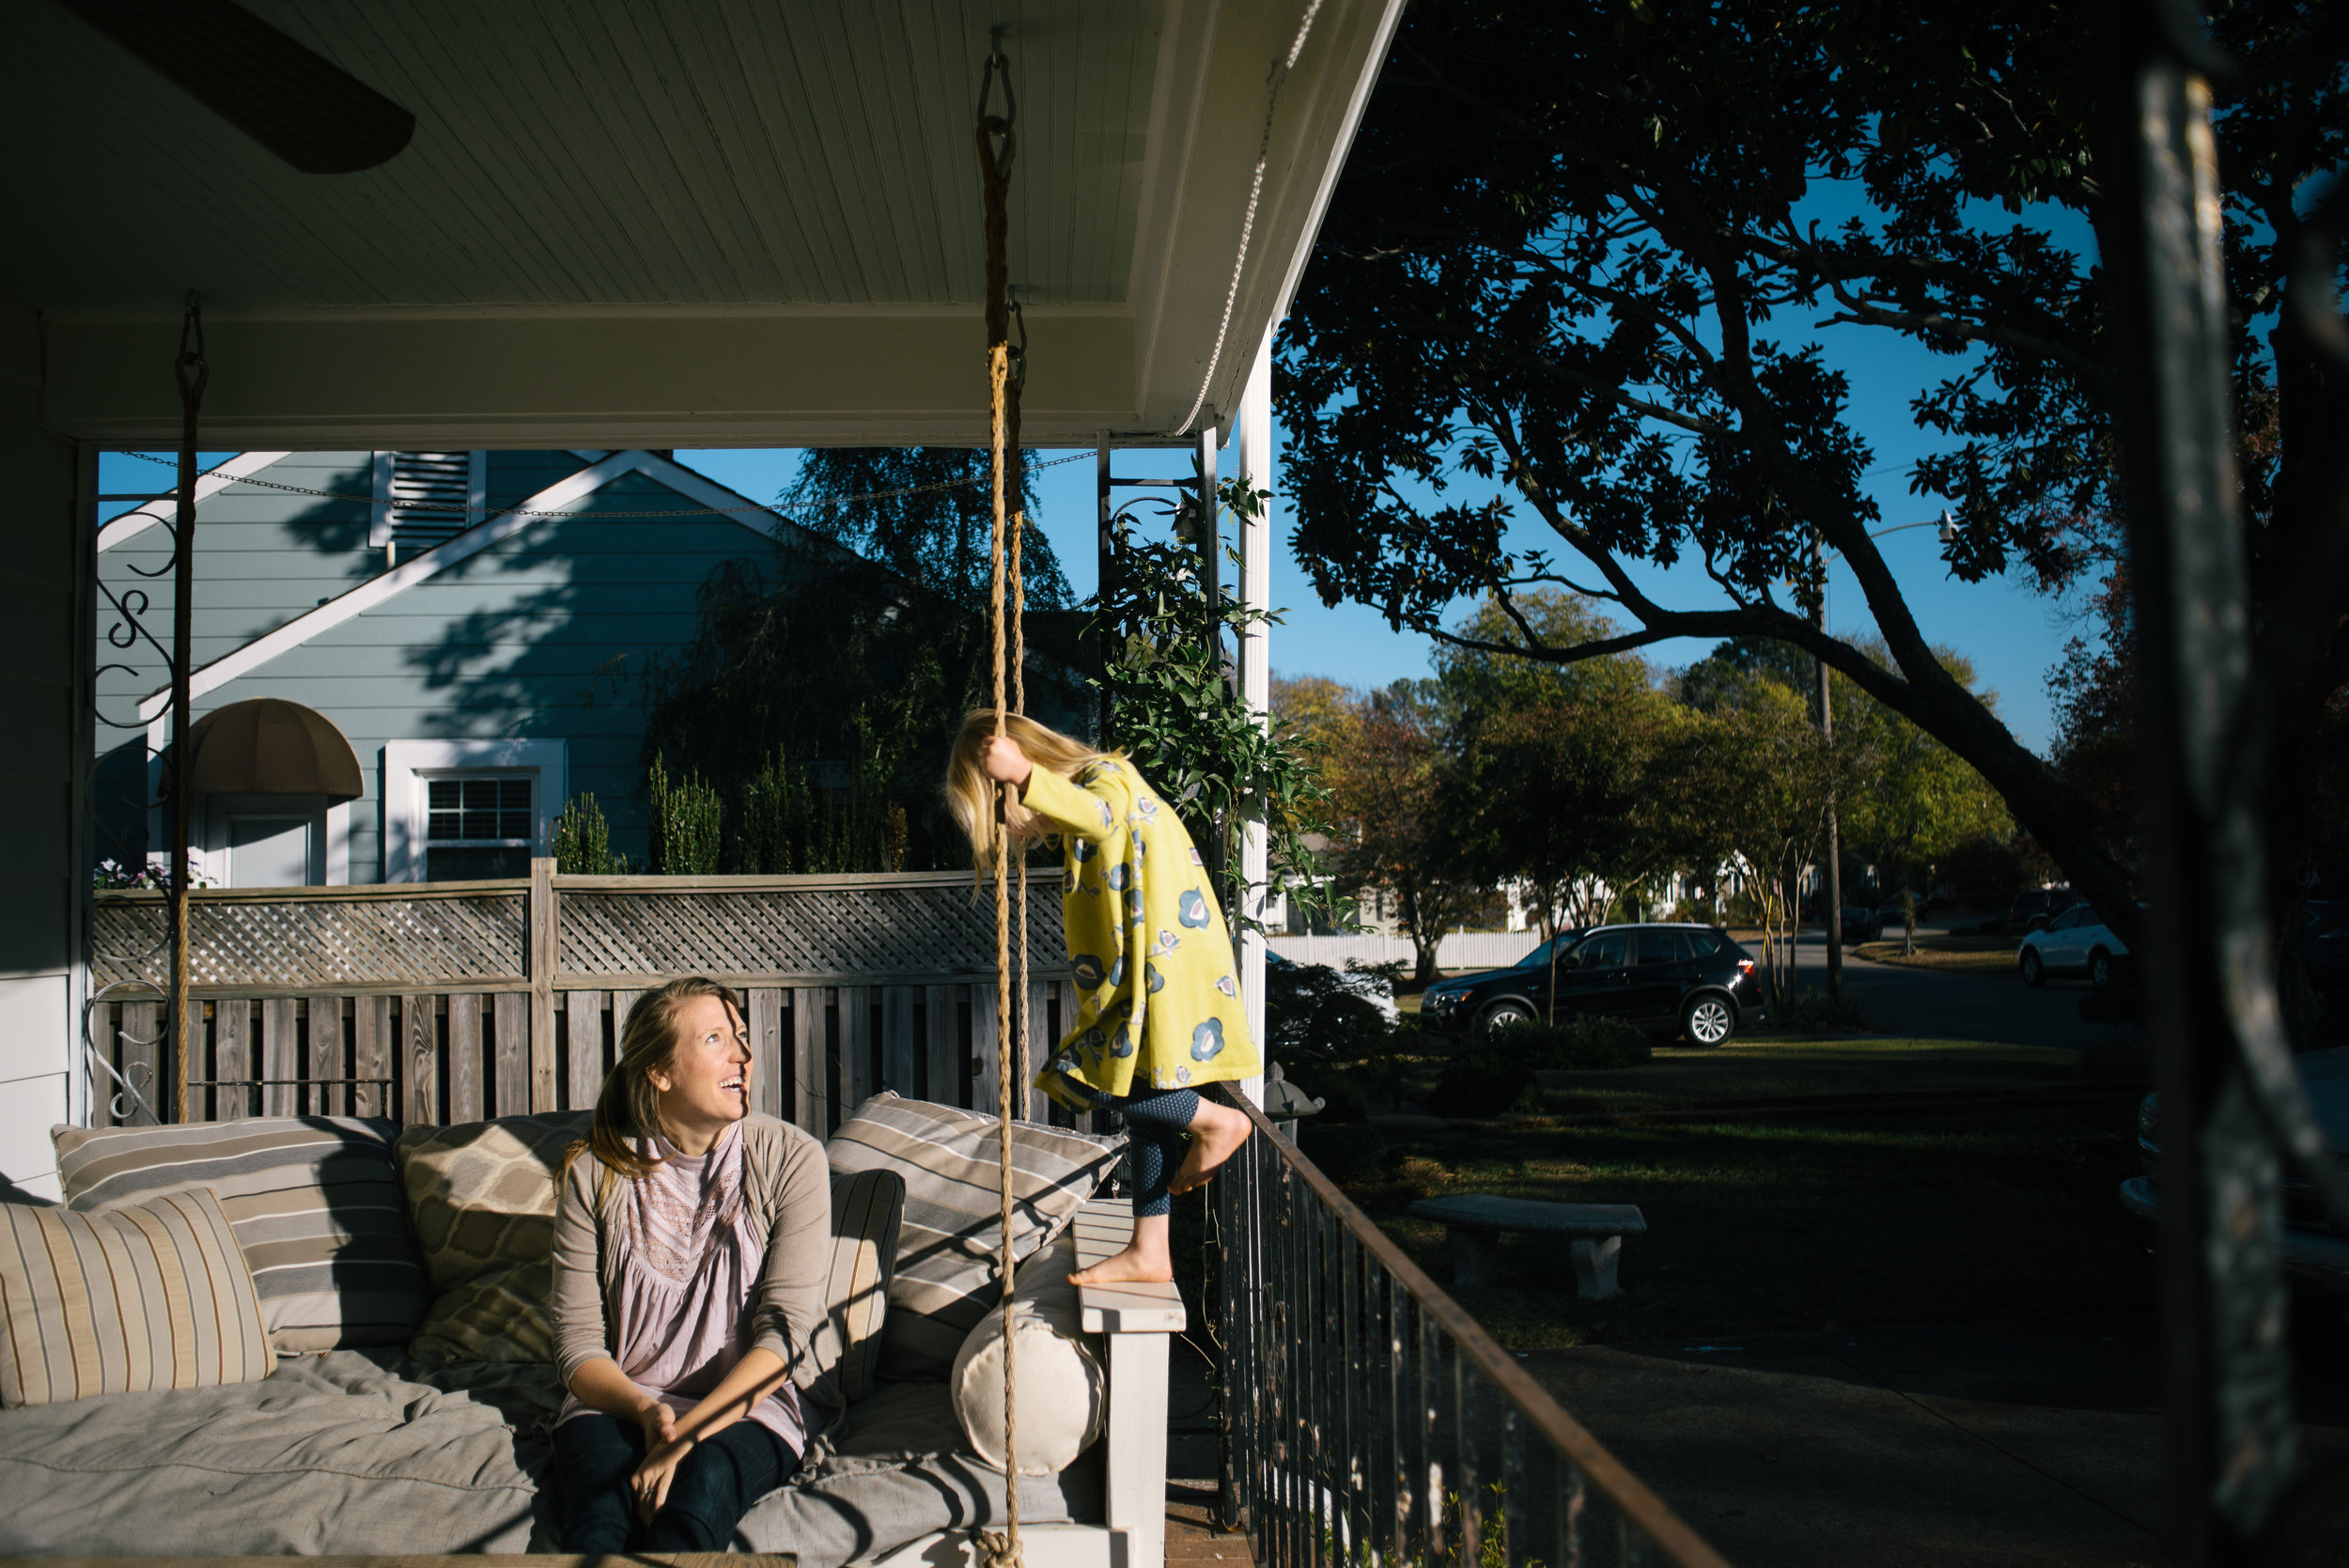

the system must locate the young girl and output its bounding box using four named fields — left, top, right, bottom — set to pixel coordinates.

left=550, top=977, right=834, bottom=1551
left=947, top=710, right=1256, bottom=1286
